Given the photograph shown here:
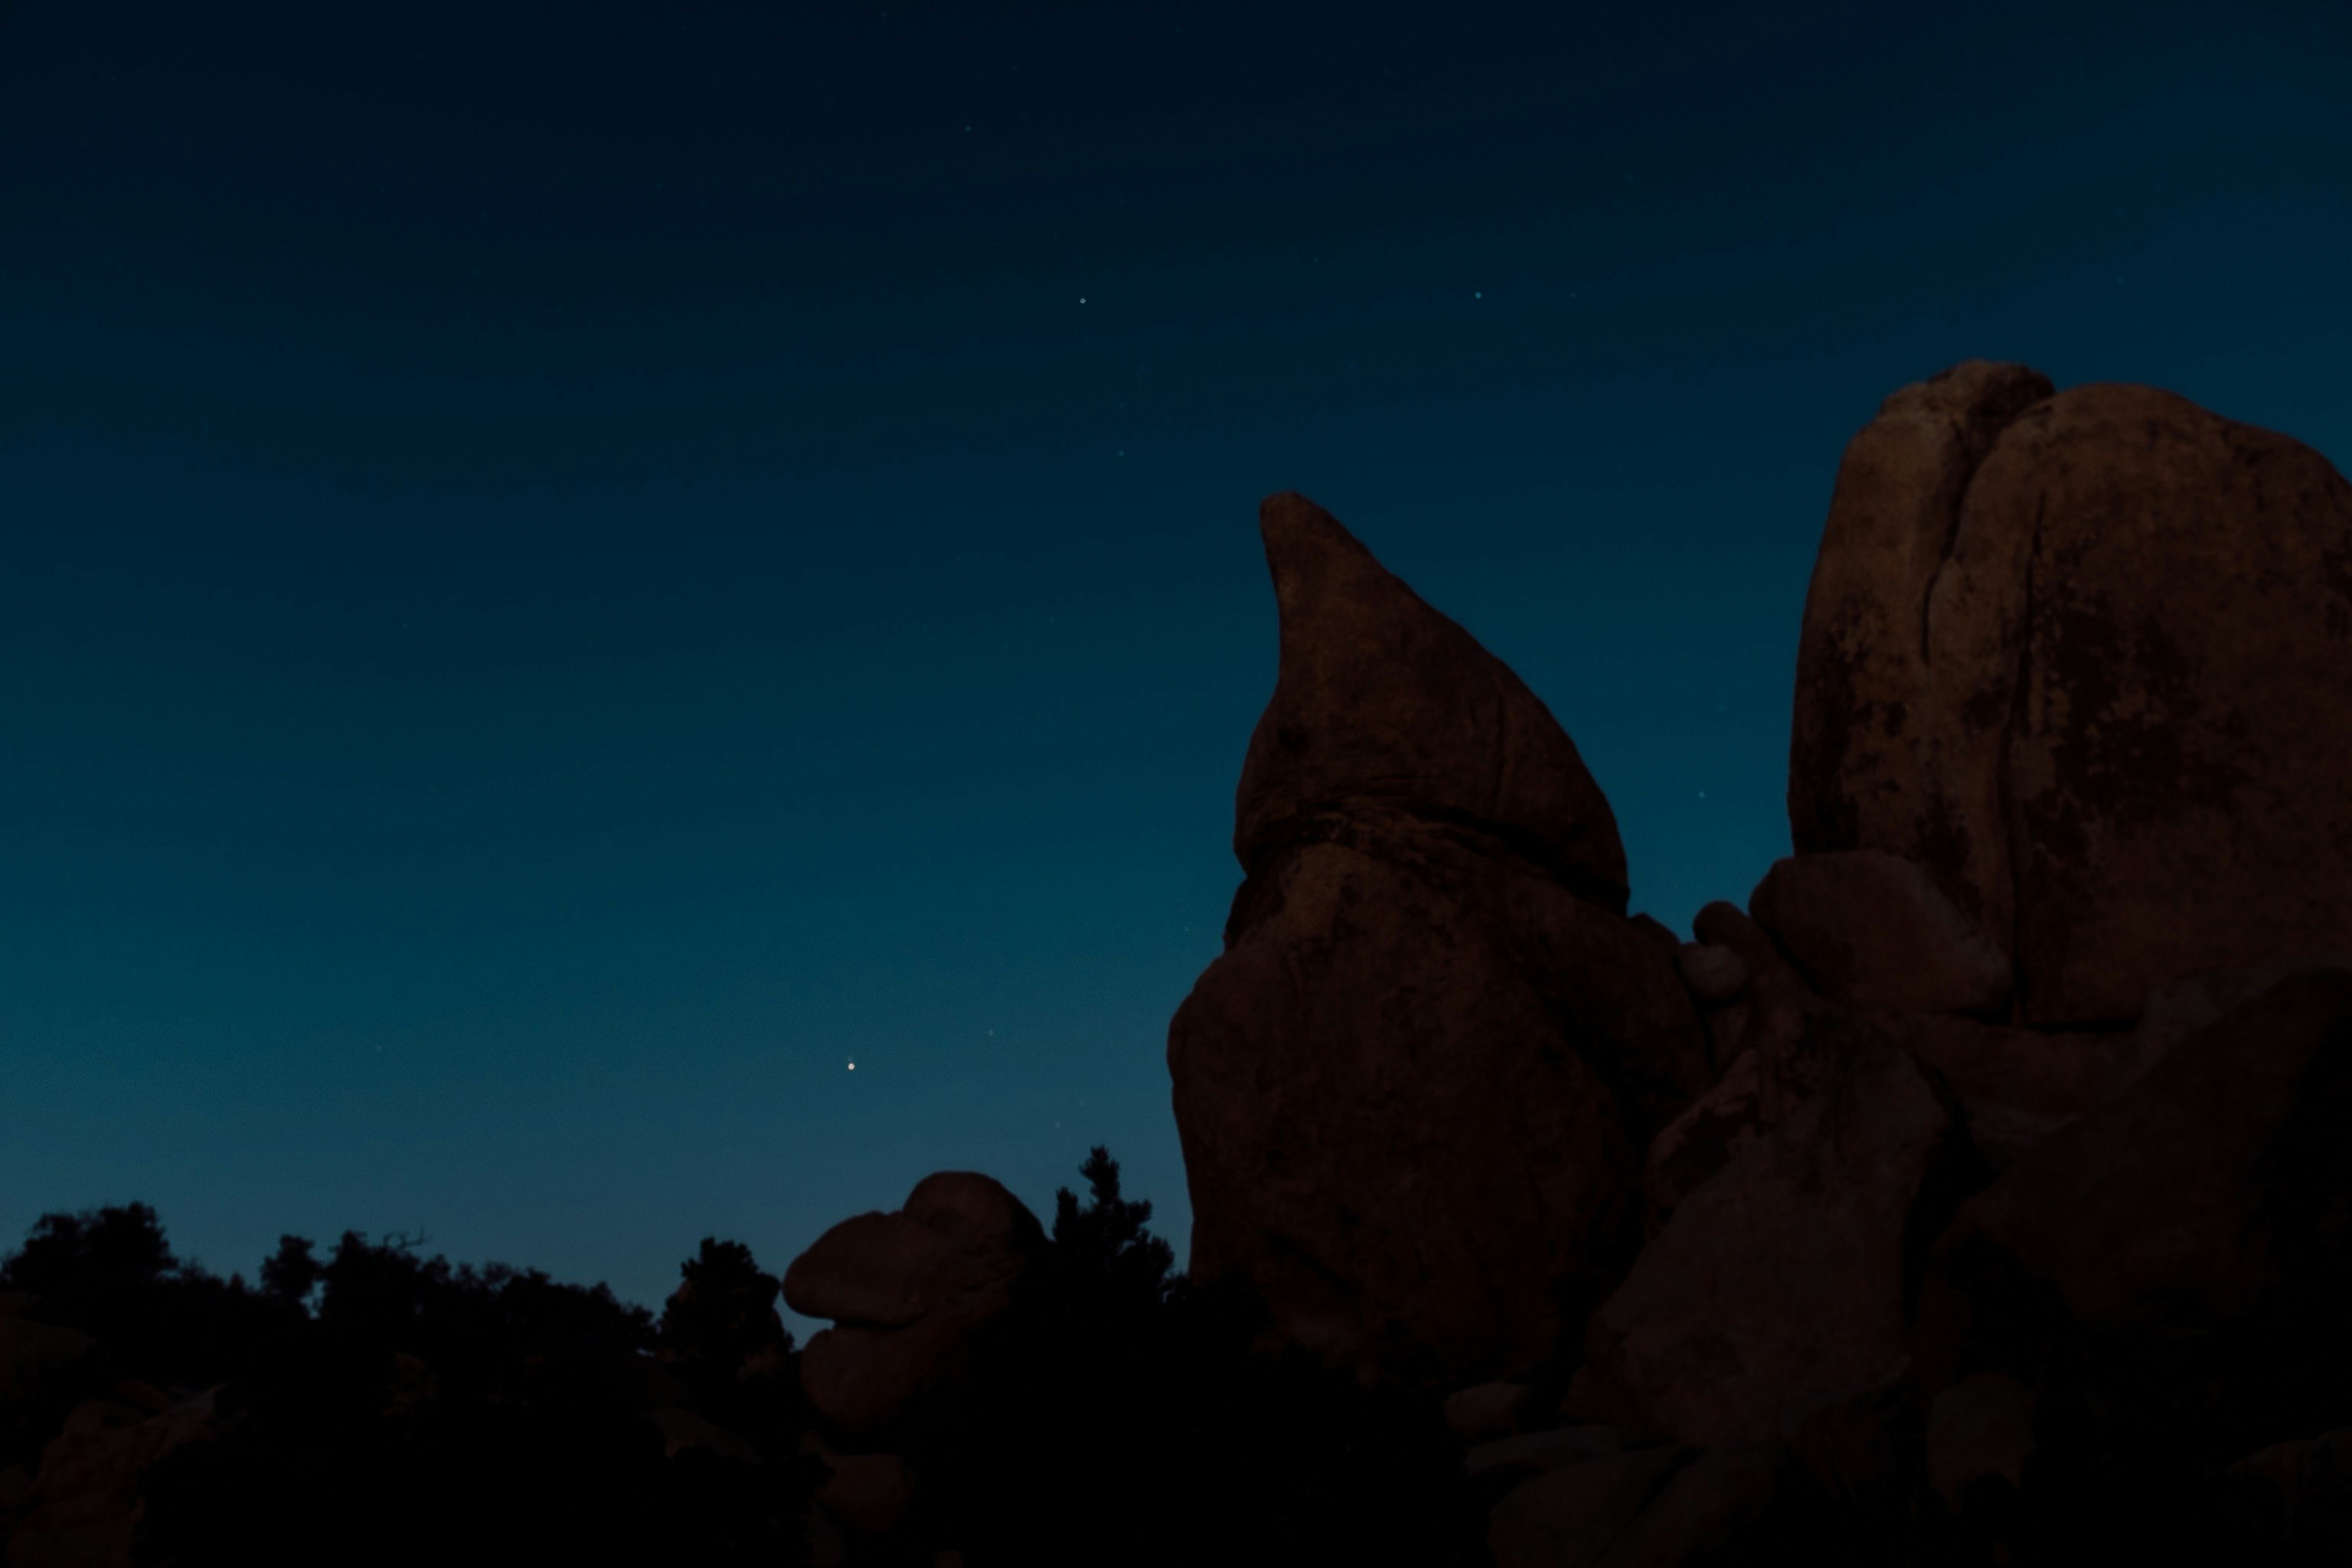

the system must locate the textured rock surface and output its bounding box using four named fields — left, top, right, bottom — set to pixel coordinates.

left=1596, top=1441, right=1795, bottom=1568
left=1583, top=1040, right=1987, bottom=1446
left=1672, top=943, right=1749, bottom=1008
left=786, top=1173, right=1042, bottom=1437
left=1791, top=362, right=2352, bottom=1025
left=1789, top=360, right=2056, bottom=883
left=5, top=1388, right=217, bottom=1568
left=1169, top=492, right=1710, bottom=1387
left=1446, top=1381, right=1536, bottom=1445
left=1878, top=1011, right=2138, bottom=1173
left=1747, top=850, right=2010, bottom=1017
left=815, top=1451, right=914, bottom=1538
left=1485, top=1444, right=1695, bottom=1568
left=1465, top=1425, right=1631, bottom=1487
left=2226, top=1426, right=2352, bottom=1556
left=1234, top=489, right=1631, bottom=914
left=0, top=1312, right=99, bottom=1463
left=647, top=1406, right=760, bottom=1465
left=1640, top=901, right=1877, bottom=1236
left=1909, top=965, right=2352, bottom=1428
left=783, top=1172, right=1042, bottom=1330
left=1924, top=1371, right=2036, bottom=1513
